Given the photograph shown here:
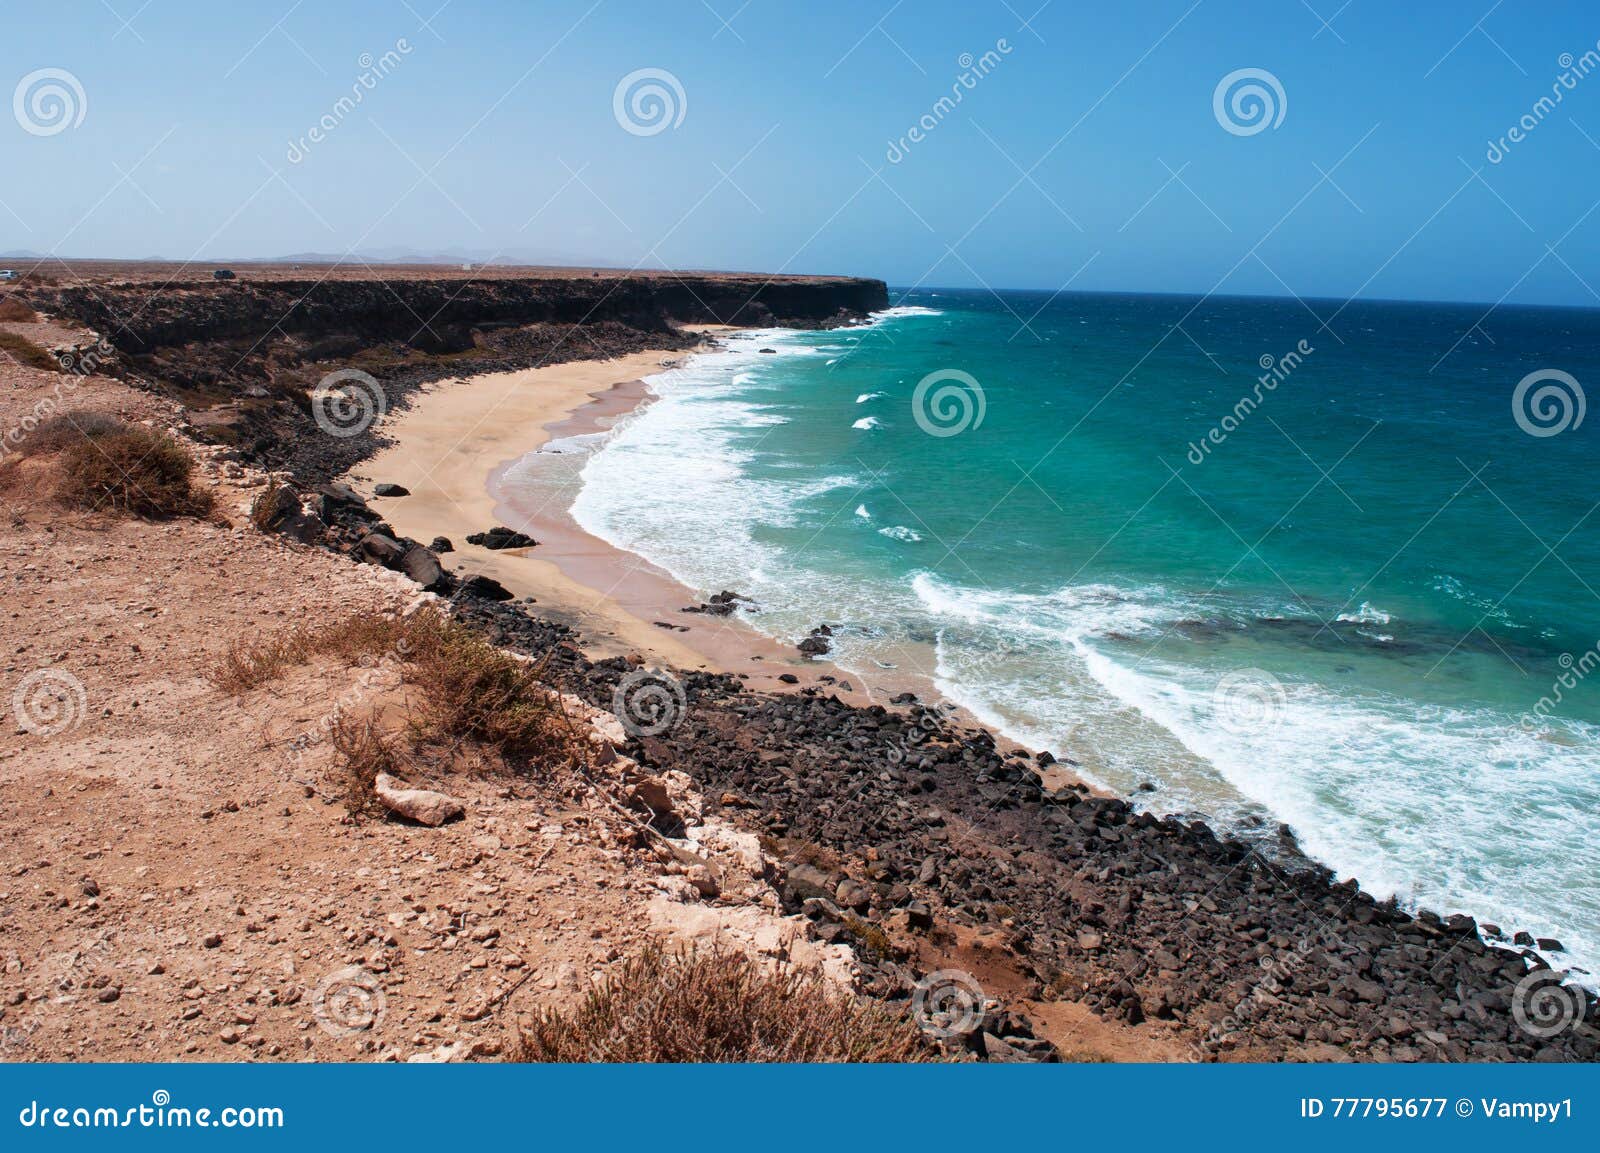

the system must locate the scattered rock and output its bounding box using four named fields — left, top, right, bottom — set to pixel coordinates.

left=373, top=483, right=410, bottom=497
left=457, top=574, right=514, bottom=602
left=466, top=526, right=537, bottom=550
left=374, top=773, right=465, bottom=827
